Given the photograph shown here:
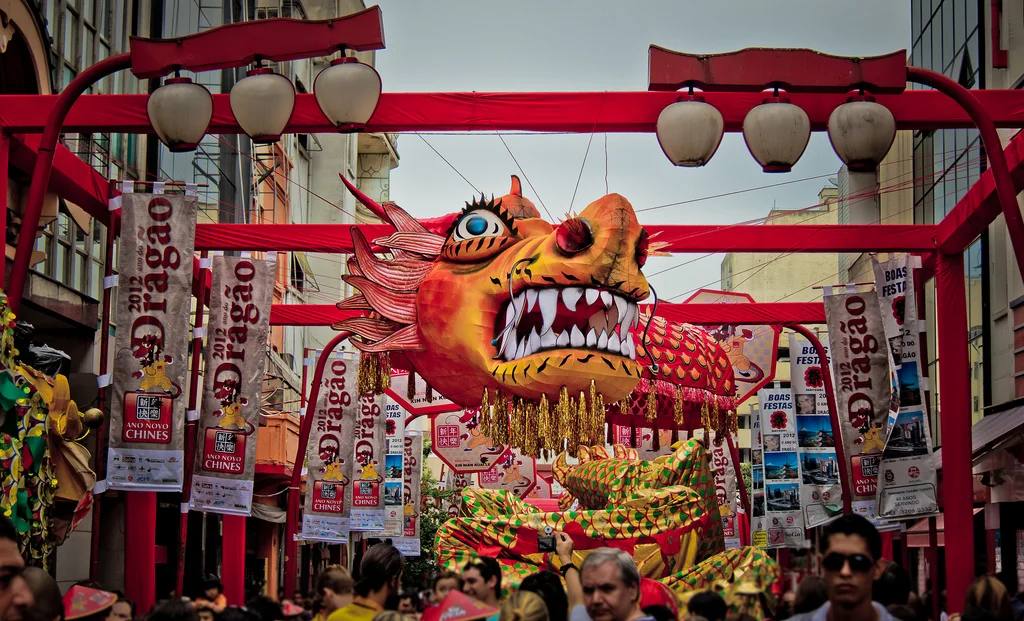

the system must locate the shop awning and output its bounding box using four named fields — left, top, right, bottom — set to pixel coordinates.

left=933, top=405, right=1024, bottom=471
left=905, top=508, right=984, bottom=547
